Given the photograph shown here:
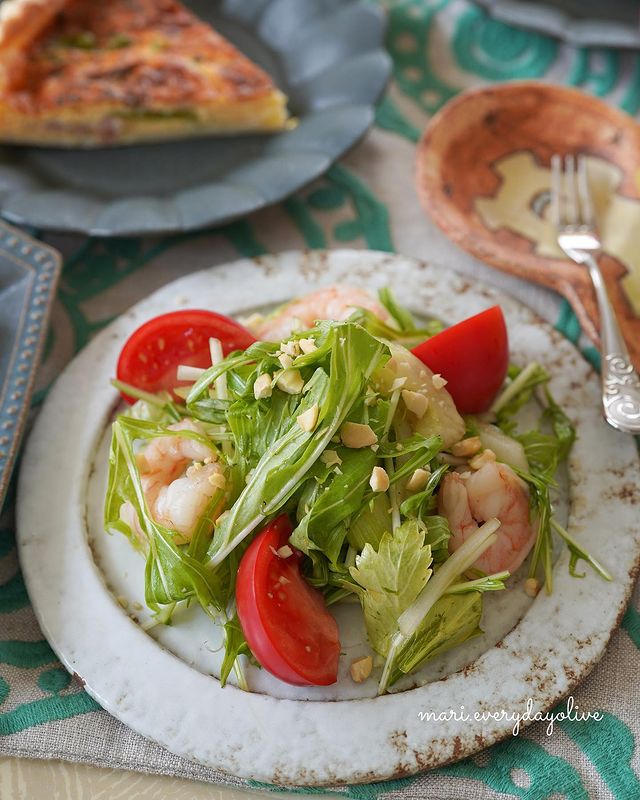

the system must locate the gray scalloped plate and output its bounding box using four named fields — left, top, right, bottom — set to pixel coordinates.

left=0, top=0, right=390, bottom=237
left=473, top=0, right=640, bottom=48
left=0, top=222, right=61, bottom=510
